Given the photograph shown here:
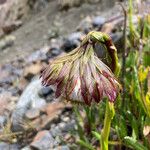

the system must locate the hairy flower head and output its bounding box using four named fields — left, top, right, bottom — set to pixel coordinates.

left=41, top=31, right=121, bottom=105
